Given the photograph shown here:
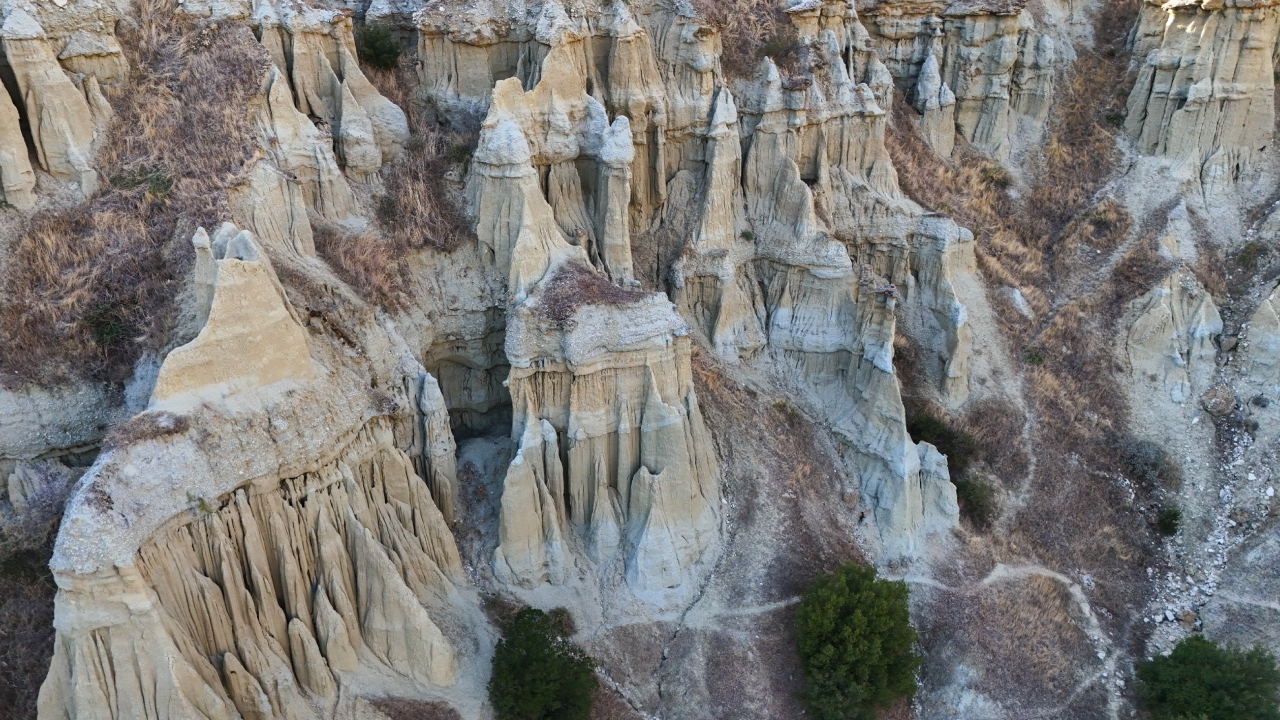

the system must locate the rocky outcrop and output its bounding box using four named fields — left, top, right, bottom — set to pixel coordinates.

left=913, top=53, right=957, bottom=157
left=1, top=8, right=100, bottom=195
left=0, top=86, right=36, bottom=209
left=37, top=222, right=476, bottom=718
left=498, top=260, right=721, bottom=594
left=461, top=53, right=721, bottom=594
left=1127, top=271, right=1222, bottom=407
left=859, top=0, right=1055, bottom=160
left=1126, top=0, right=1280, bottom=173
left=151, top=225, right=316, bottom=403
